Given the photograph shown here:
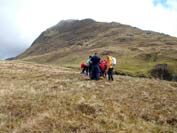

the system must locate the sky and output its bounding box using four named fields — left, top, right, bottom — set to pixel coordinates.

left=0, top=0, right=177, bottom=59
